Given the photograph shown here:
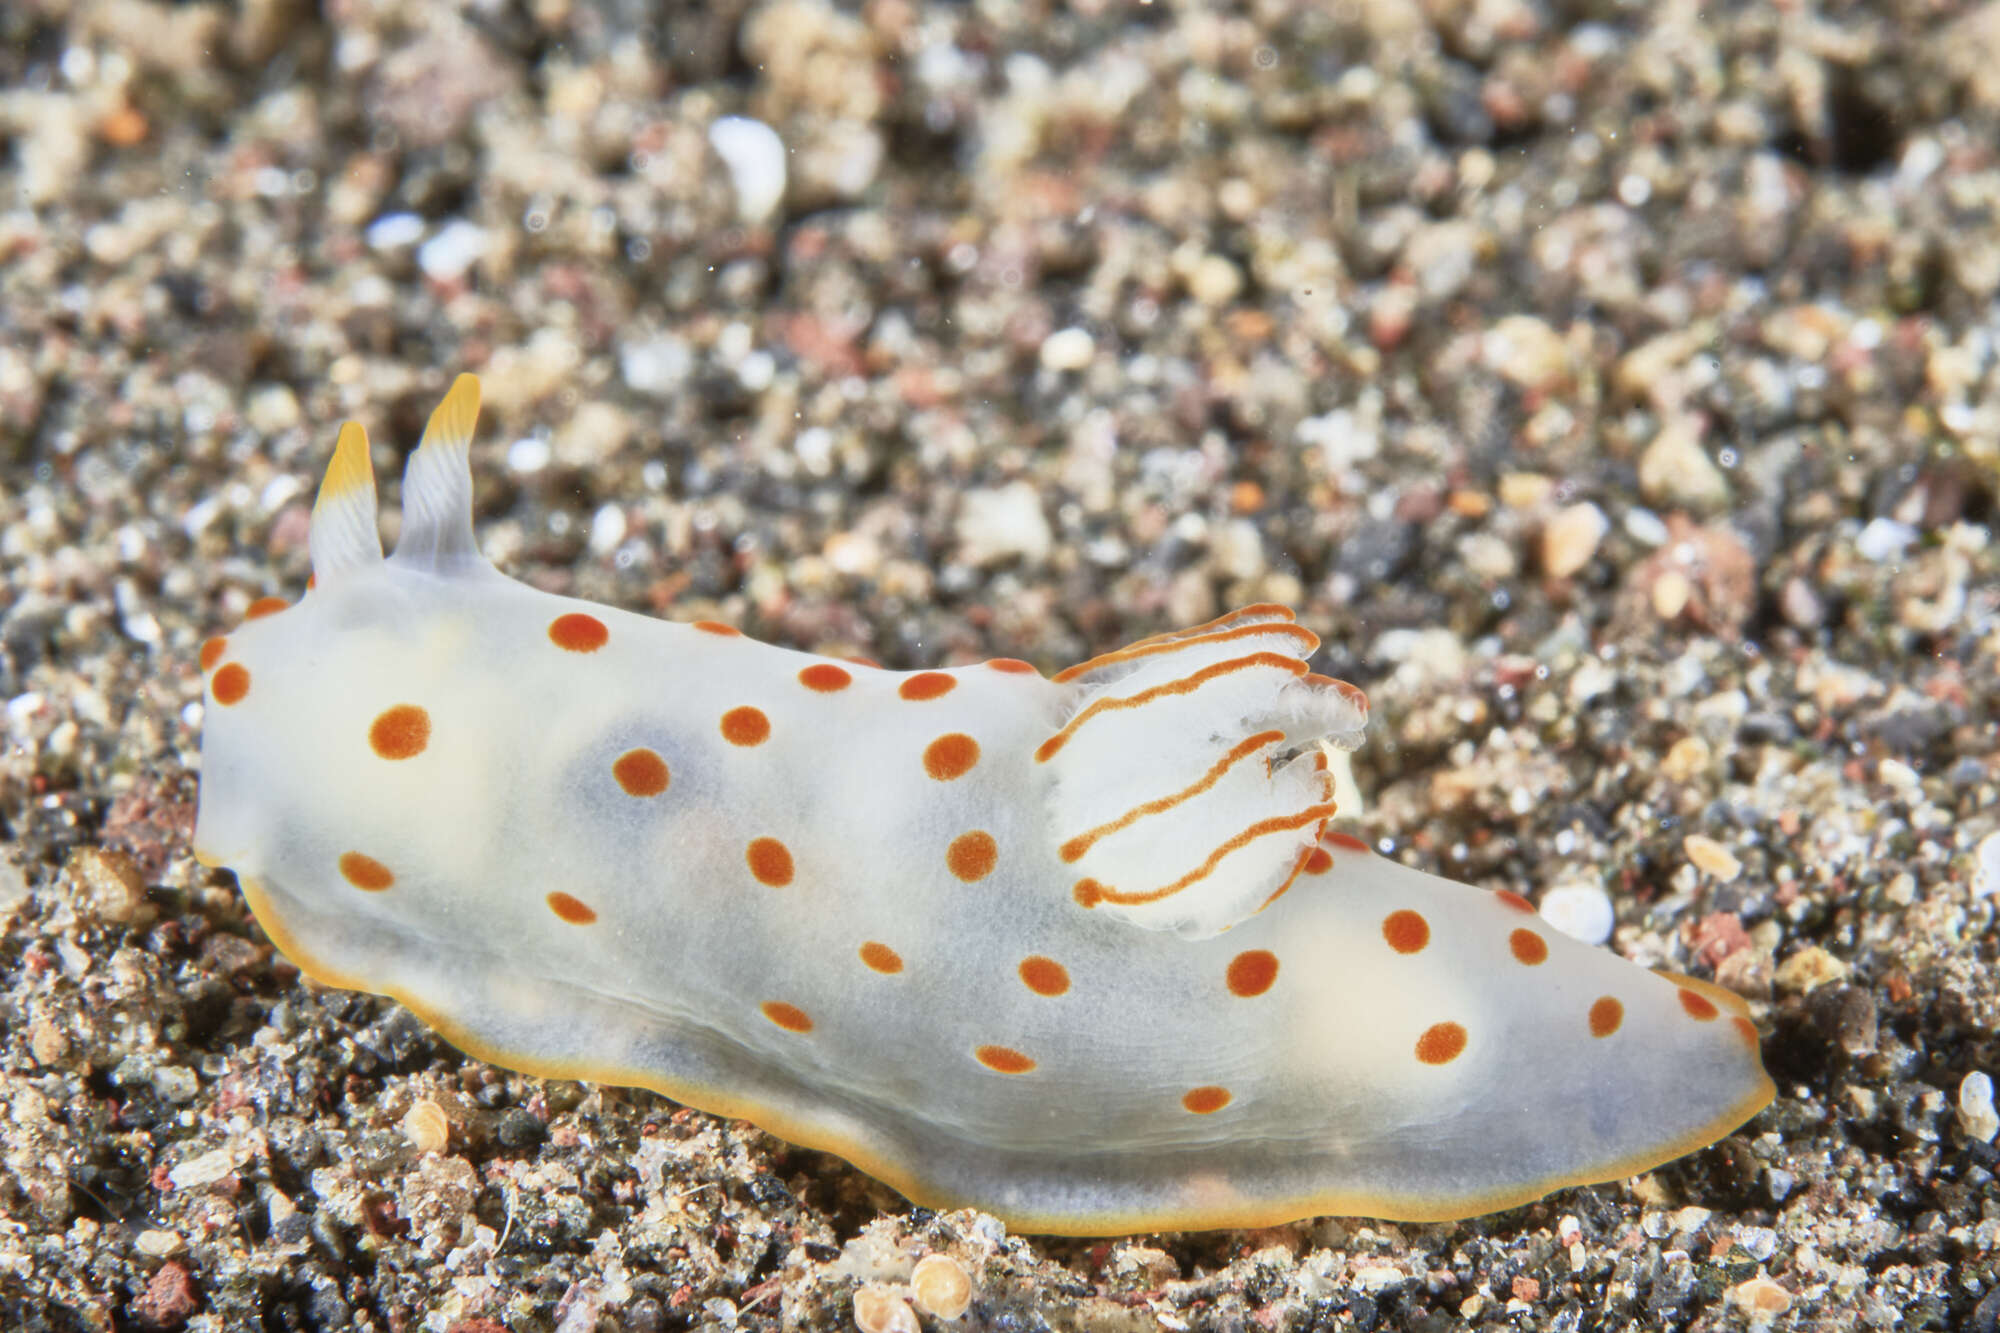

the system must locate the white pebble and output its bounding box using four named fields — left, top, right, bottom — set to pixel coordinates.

left=1298, top=408, right=1380, bottom=470
left=365, top=211, right=425, bottom=250
left=507, top=437, right=551, bottom=474
left=1958, top=1071, right=1999, bottom=1143
left=1039, top=326, right=1095, bottom=372
left=1187, top=253, right=1243, bottom=306
left=169, top=1147, right=238, bottom=1190
left=620, top=336, right=692, bottom=397
left=152, top=1065, right=201, bottom=1104
left=246, top=383, right=303, bottom=435
left=1735, top=1225, right=1779, bottom=1262
left=134, top=1229, right=184, bottom=1259
left=956, top=482, right=1053, bottom=567
left=1538, top=881, right=1615, bottom=946
left=417, top=219, right=489, bottom=282
left=1622, top=505, right=1669, bottom=547
left=708, top=116, right=788, bottom=225
left=1855, top=517, right=1916, bottom=563
left=1541, top=501, right=1608, bottom=579
left=1973, top=831, right=2000, bottom=900
left=736, top=348, right=776, bottom=392
left=1351, top=1265, right=1408, bottom=1294
left=589, top=504, right=627, bottom=556
left=794, top=426, right=835, bottom=473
